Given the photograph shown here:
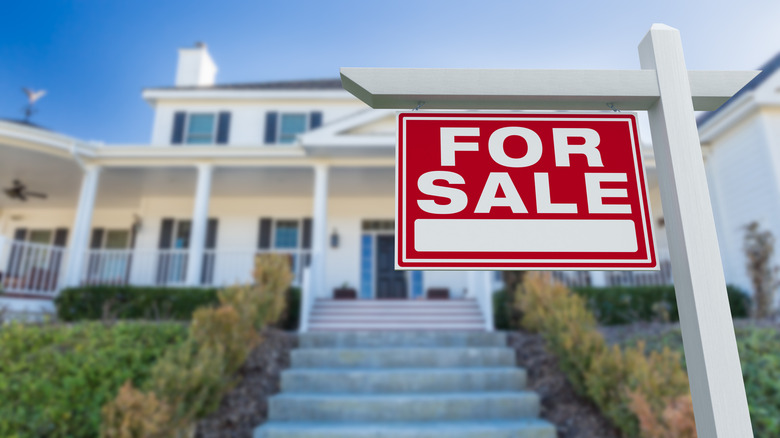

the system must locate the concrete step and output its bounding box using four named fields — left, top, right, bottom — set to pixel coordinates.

left=268, top=392, right=541, bottom=422
left=310, top=314, right=484, bottom=322
left=308, top=322, right=486, bottom=331
left=291, top=347, right=516, bottom=368
left=282, top=367, right=526, bottom=393
left=299, top=331, right=507, bottom=348
left=311, top=307, right=484, bottom=316
left=256, top=420, right=557, bottom=438
left=313, top=299, right=480, bottom=307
